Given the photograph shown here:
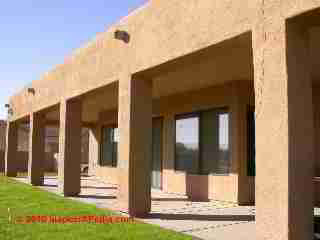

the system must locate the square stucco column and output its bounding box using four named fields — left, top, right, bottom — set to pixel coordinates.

left=58, top=99, right=82, bottom=196
left=230, top=83, right=250, bottom=205
left=253, top=20, right=314, bottom=239
left=28, top=112, right=46, bottom=186
left=117, top=74, right=152, bottom=217
left=5, top=121, right=18, bottom=177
